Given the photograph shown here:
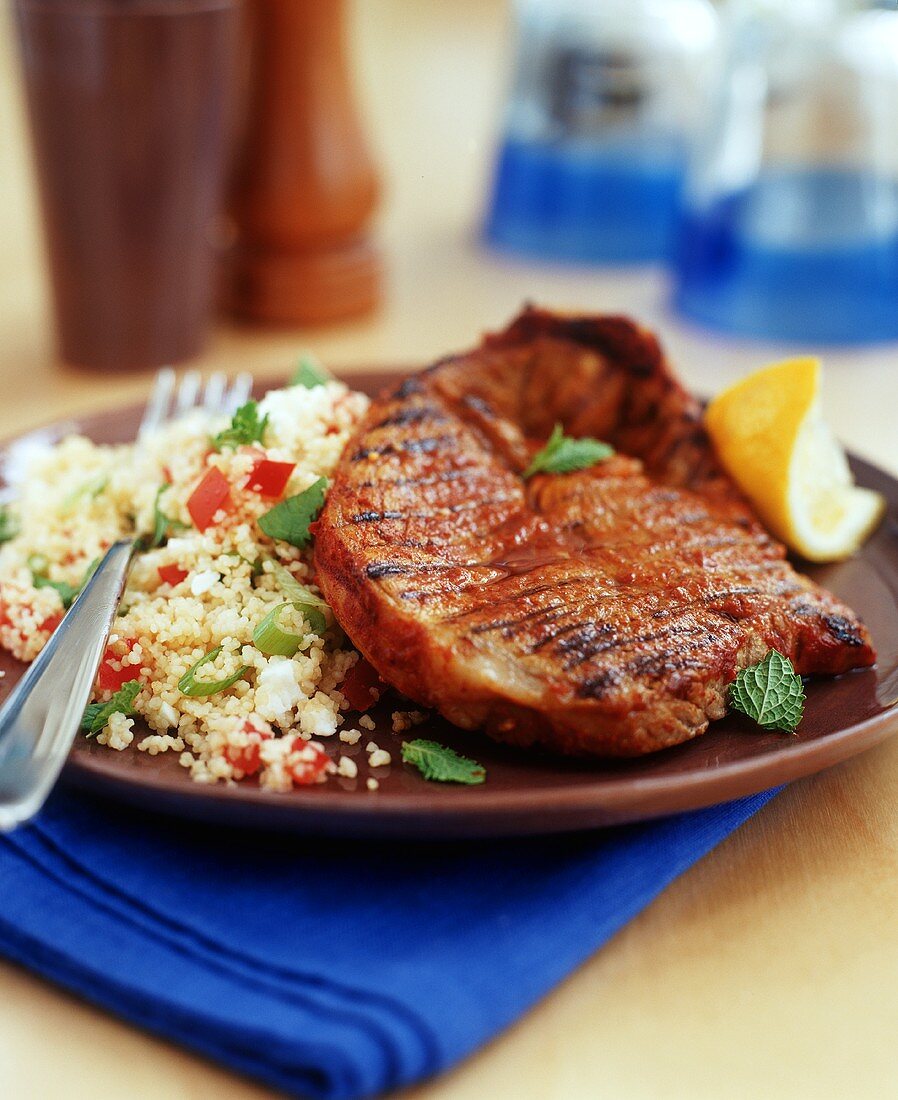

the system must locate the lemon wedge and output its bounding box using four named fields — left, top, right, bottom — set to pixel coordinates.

left=705, top=357, right=885, bottom=562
